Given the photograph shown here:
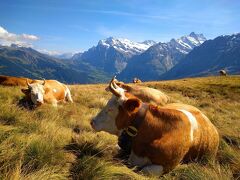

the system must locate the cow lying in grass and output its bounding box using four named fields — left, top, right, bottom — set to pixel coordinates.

left=106, top=78, right=170, bottom=106
left=21, top=79, right=73, bottom=107
left=91, top=78, right=219, bottom=176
